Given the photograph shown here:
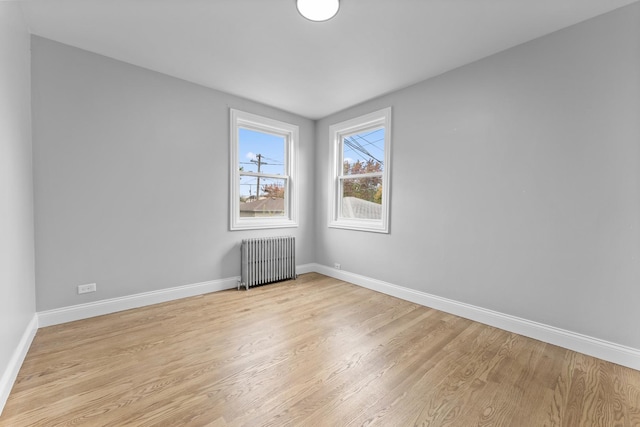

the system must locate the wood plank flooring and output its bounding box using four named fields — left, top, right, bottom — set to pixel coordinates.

left=2, top=273, right=640, bottom=426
